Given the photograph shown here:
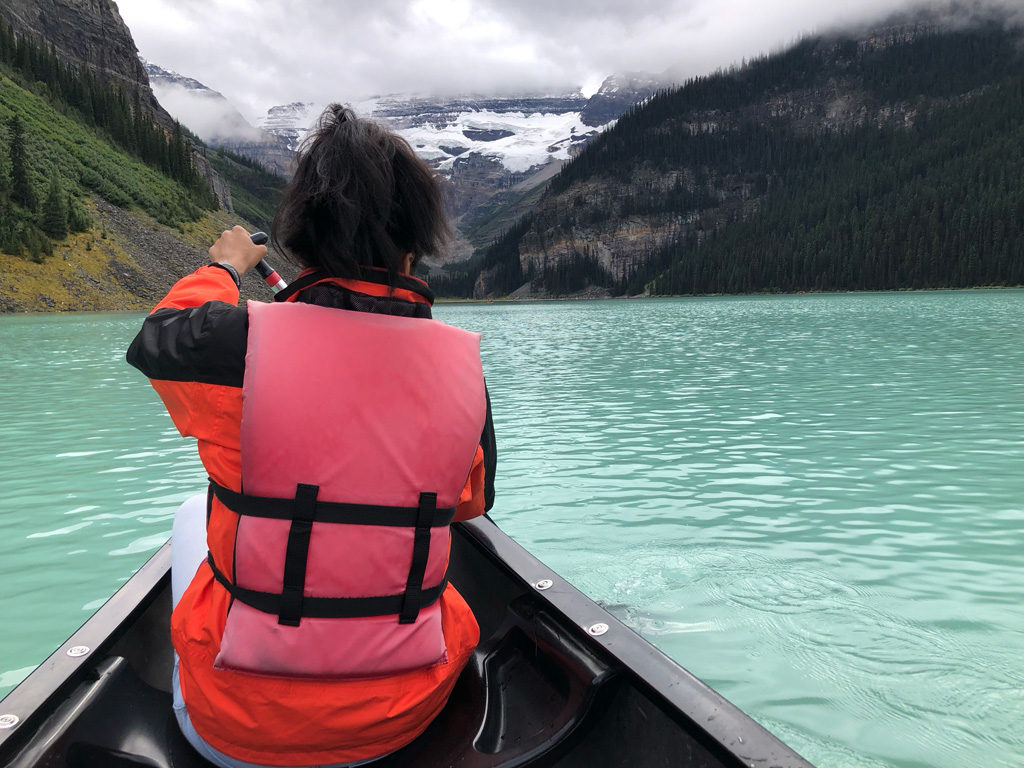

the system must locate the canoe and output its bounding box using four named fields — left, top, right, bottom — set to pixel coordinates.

left=0, top=516, right=815, bottom=767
